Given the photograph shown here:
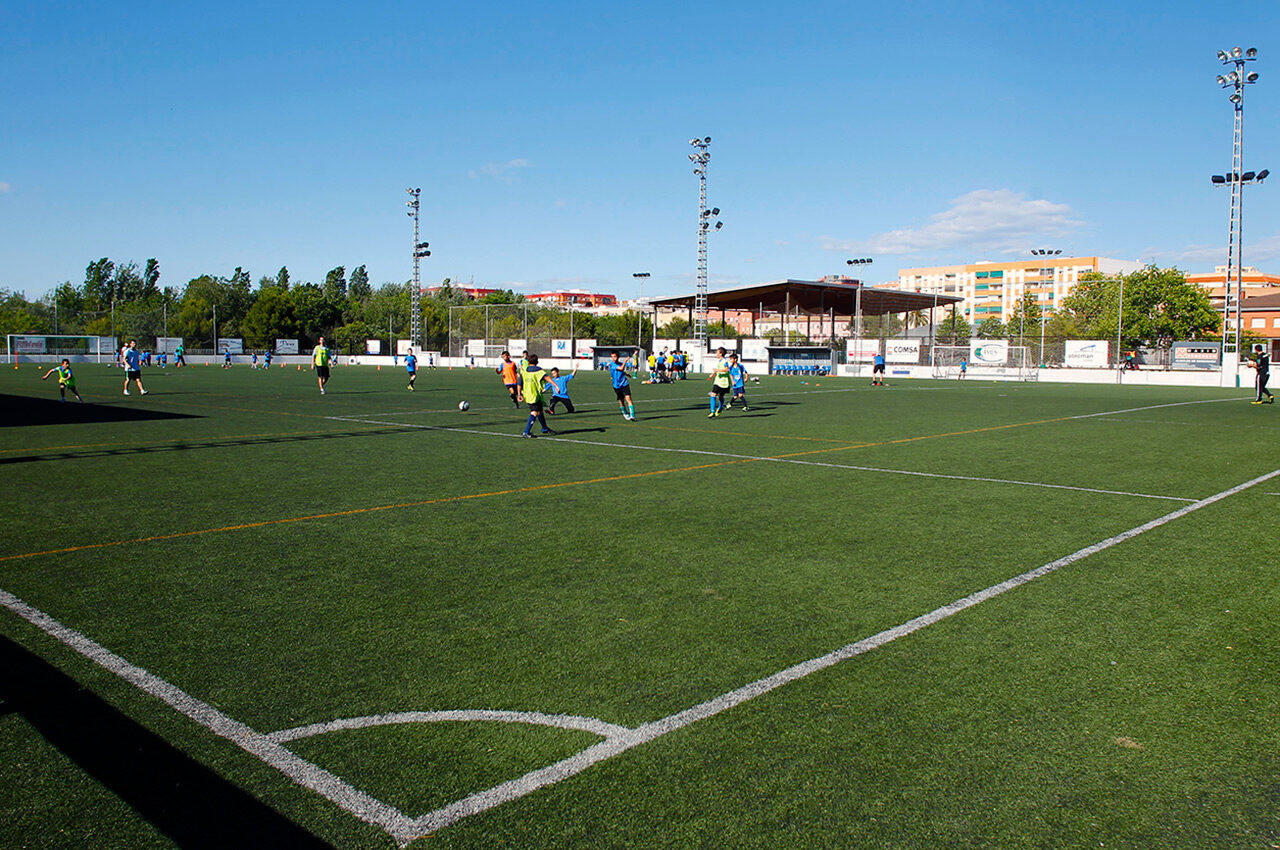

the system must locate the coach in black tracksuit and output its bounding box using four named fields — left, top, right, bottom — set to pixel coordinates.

left=1249, top=346, right=1273, bottom=404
